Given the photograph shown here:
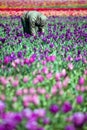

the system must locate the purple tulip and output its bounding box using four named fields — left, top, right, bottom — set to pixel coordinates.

left=78, top=77, right=85, bottom=85
left=12, top=113, right=22, bottom=124
left=62, top=101, right=72, bottom=113
left=37, top=127, right=44, bottom=130
left=72, top=112, right=85, bottom=127
left=24, top=58, right=29, bottom=65
left=22, top=108, right=32, bottom=119
left=76, top=95, right=84, bottom=104
left=49, top=104, right=59, bottom=114
left=34, top=108, right=46, bottom=118
left=50, top=43, right=54, bottom=48
left=17, top=51, right=23, bottom=58
left=2, top=118, right=16, bottom=130
left=43, top=117, right=50, bottom=125
left=30, top=112, right=39, bottom=121
left=65, top=125, right=76, bottom=130
left=0, top=124, right=5, bottom=130
left=4, top=56, right=10, bottom=64
left=1, top=38, right=6, bottom=43
left=26, top=121, right=38, bottom=130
